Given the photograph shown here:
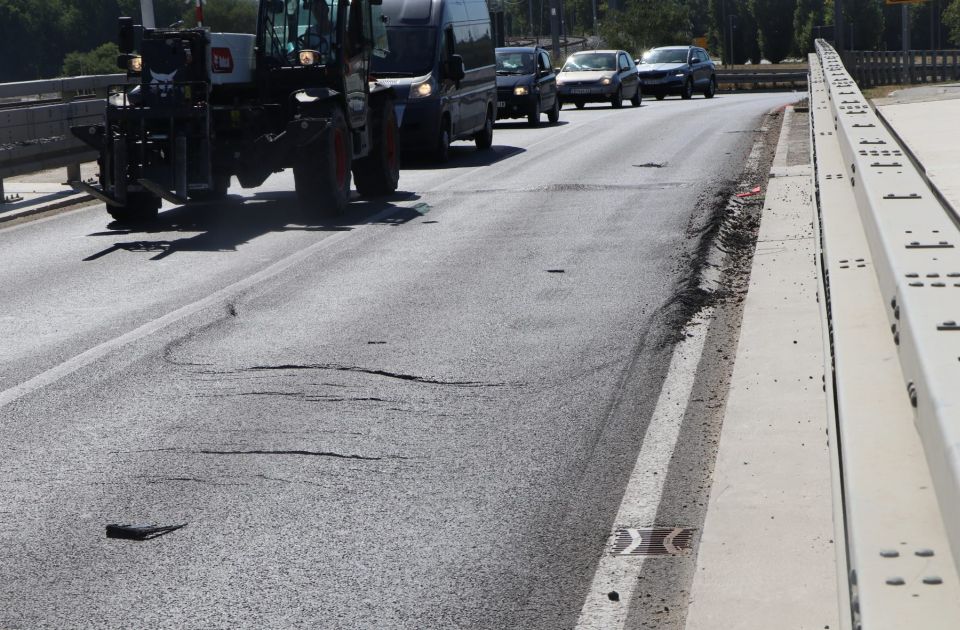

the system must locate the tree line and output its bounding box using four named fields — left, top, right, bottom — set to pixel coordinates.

left=2, top=0, right=960, bottom=81
left=0, top=0, right=256, bottom=81
left=506, top=0, right=960, bottom=63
